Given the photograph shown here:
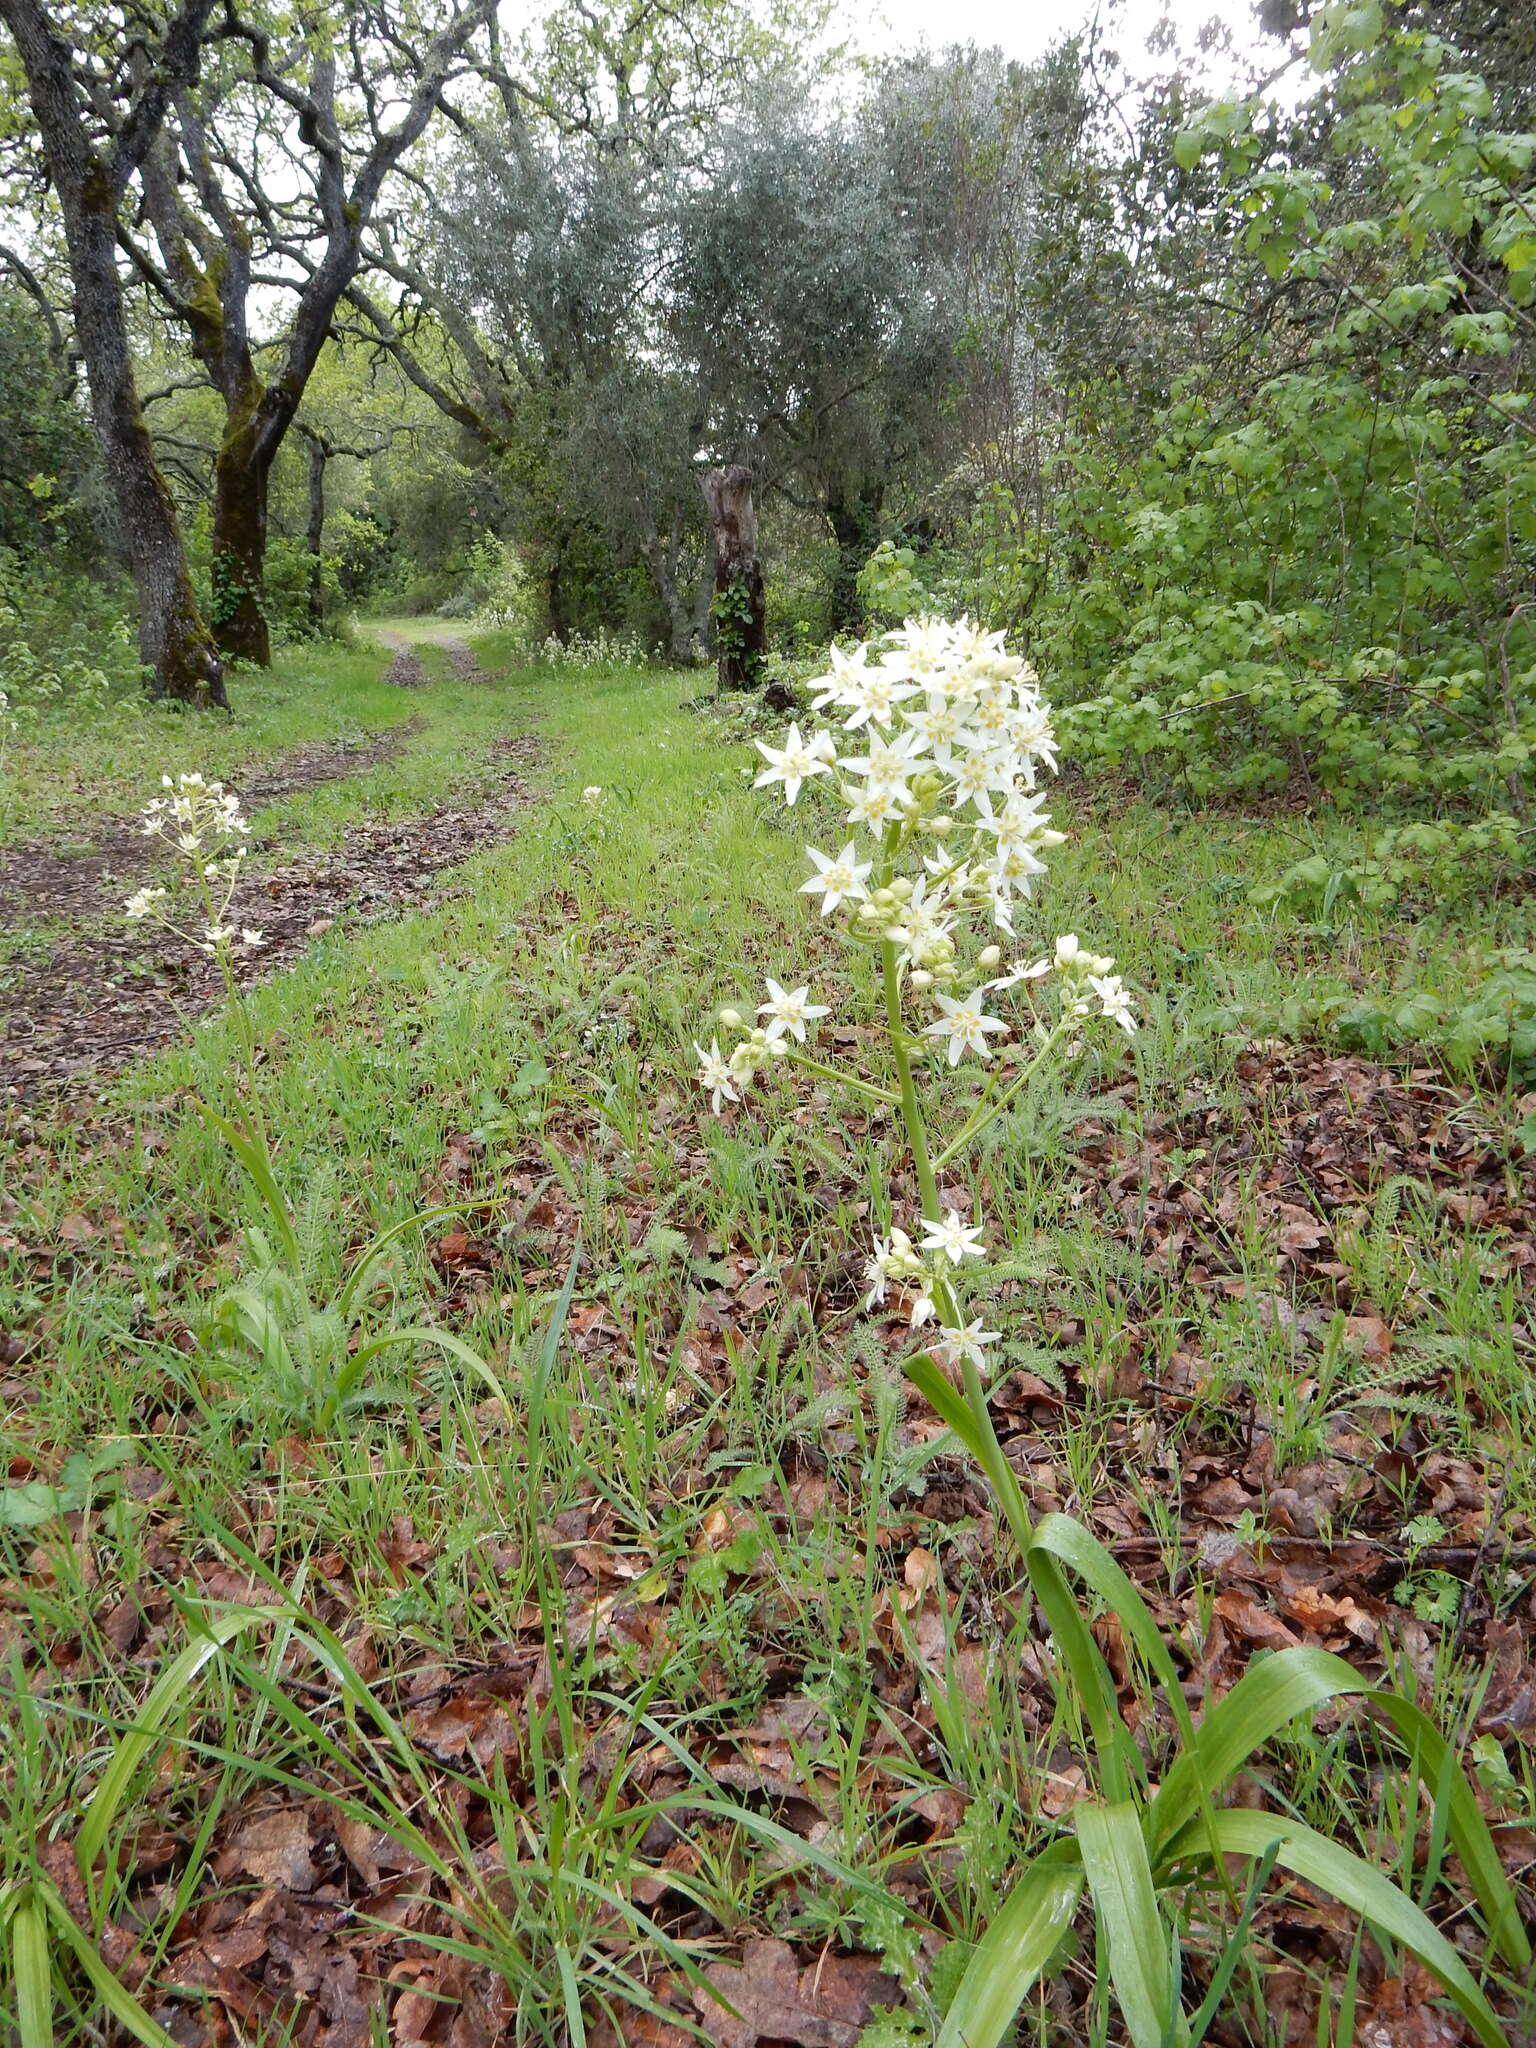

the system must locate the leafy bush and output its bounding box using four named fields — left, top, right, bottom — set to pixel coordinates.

left=1284, top=948, right=1536, bottom=1086
left=1252, top=815, right=1529, bottom=918
left=0, top=552, right=141, bottom=728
